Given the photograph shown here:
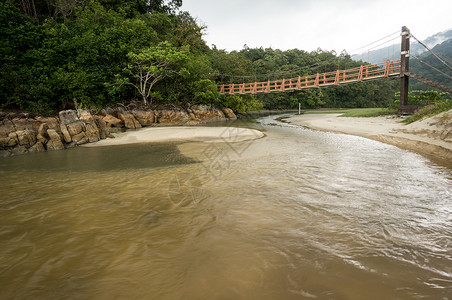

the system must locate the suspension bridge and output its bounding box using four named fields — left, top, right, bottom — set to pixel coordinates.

left=217, top=26, right=452, bottom=112
left=218, top=60, right=401, bottom=95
